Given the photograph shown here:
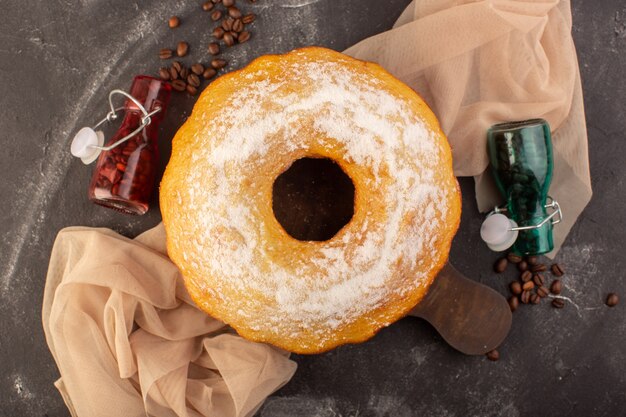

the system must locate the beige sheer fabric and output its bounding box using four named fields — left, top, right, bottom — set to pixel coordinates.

left=42, top=225, right=297, bottom=417
left=345, top=0, right=591, bottom=256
